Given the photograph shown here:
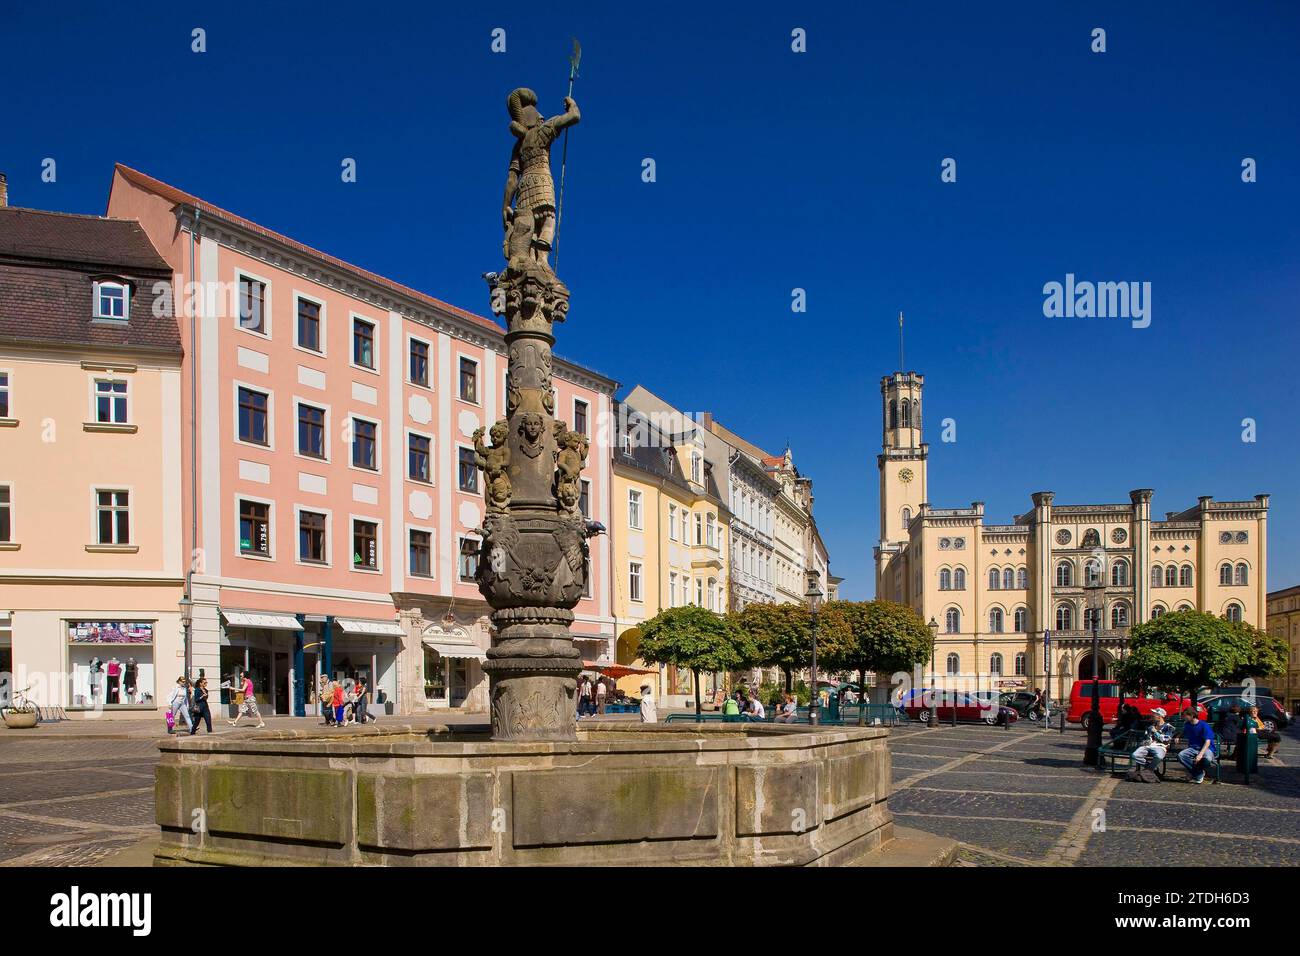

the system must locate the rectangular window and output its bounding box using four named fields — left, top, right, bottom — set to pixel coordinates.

left=0, top=485, right=11, bottom=542
left=237, top=386, right=269, bottom=446
left=458, top=357, right=478, bottom=403
left=409, top=529, right=432, bottom=577
left=691, top=452, right=702, bottom=484
left=239, top=499, right=270, bottom=556
left=297, top=403, right=326, bottom=459
left=297, top=297, right=321, bottom=352
left=353, top=317, right=375, bottom=369
left=629, top=561, right=643, bottom=602
left=352, top=418, right=377, bottom=470
left=458, top=537, right=479, bottom=582
left=238, top=276, right=266, bottom=334
left=299, top=510, right=327, bottom=563
left=695, top=513, right=703, bottom=545
left=408, top=433, right=431, bottom=483
left=95, top=489, right=130, bottom=545
left=409, top=339, right=430, bottom=386
left=458, top=447, right=478, bottom=493
left=352, top=519, right=378, bottom=570
left=669, top=571, right=677, bottom=607
left=628, top=489, right=642, bottom=529
left=573, top=399, right=589, bottom=437
left=668, top=504, right=677, bottom=540
left=695, top=579, right=703, bottom=606
left=0, top=371, right=8, bottom=418
left=578, top=479, right=590, bottom=519
left=94, top=281, right=128, bottom=320
left=95, top=380, right=128, bottom=424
